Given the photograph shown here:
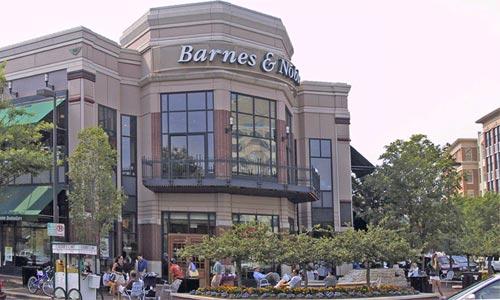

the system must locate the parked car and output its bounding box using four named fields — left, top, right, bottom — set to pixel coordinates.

left=437, top=255, right=460, bottom=274
left=451, top=255, right=479, bottom=272
left=447, top=274, right=500, bottom=299
left=491, top=259, right=500, bottom=273
left=17, top=249, right=50, bottom=266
